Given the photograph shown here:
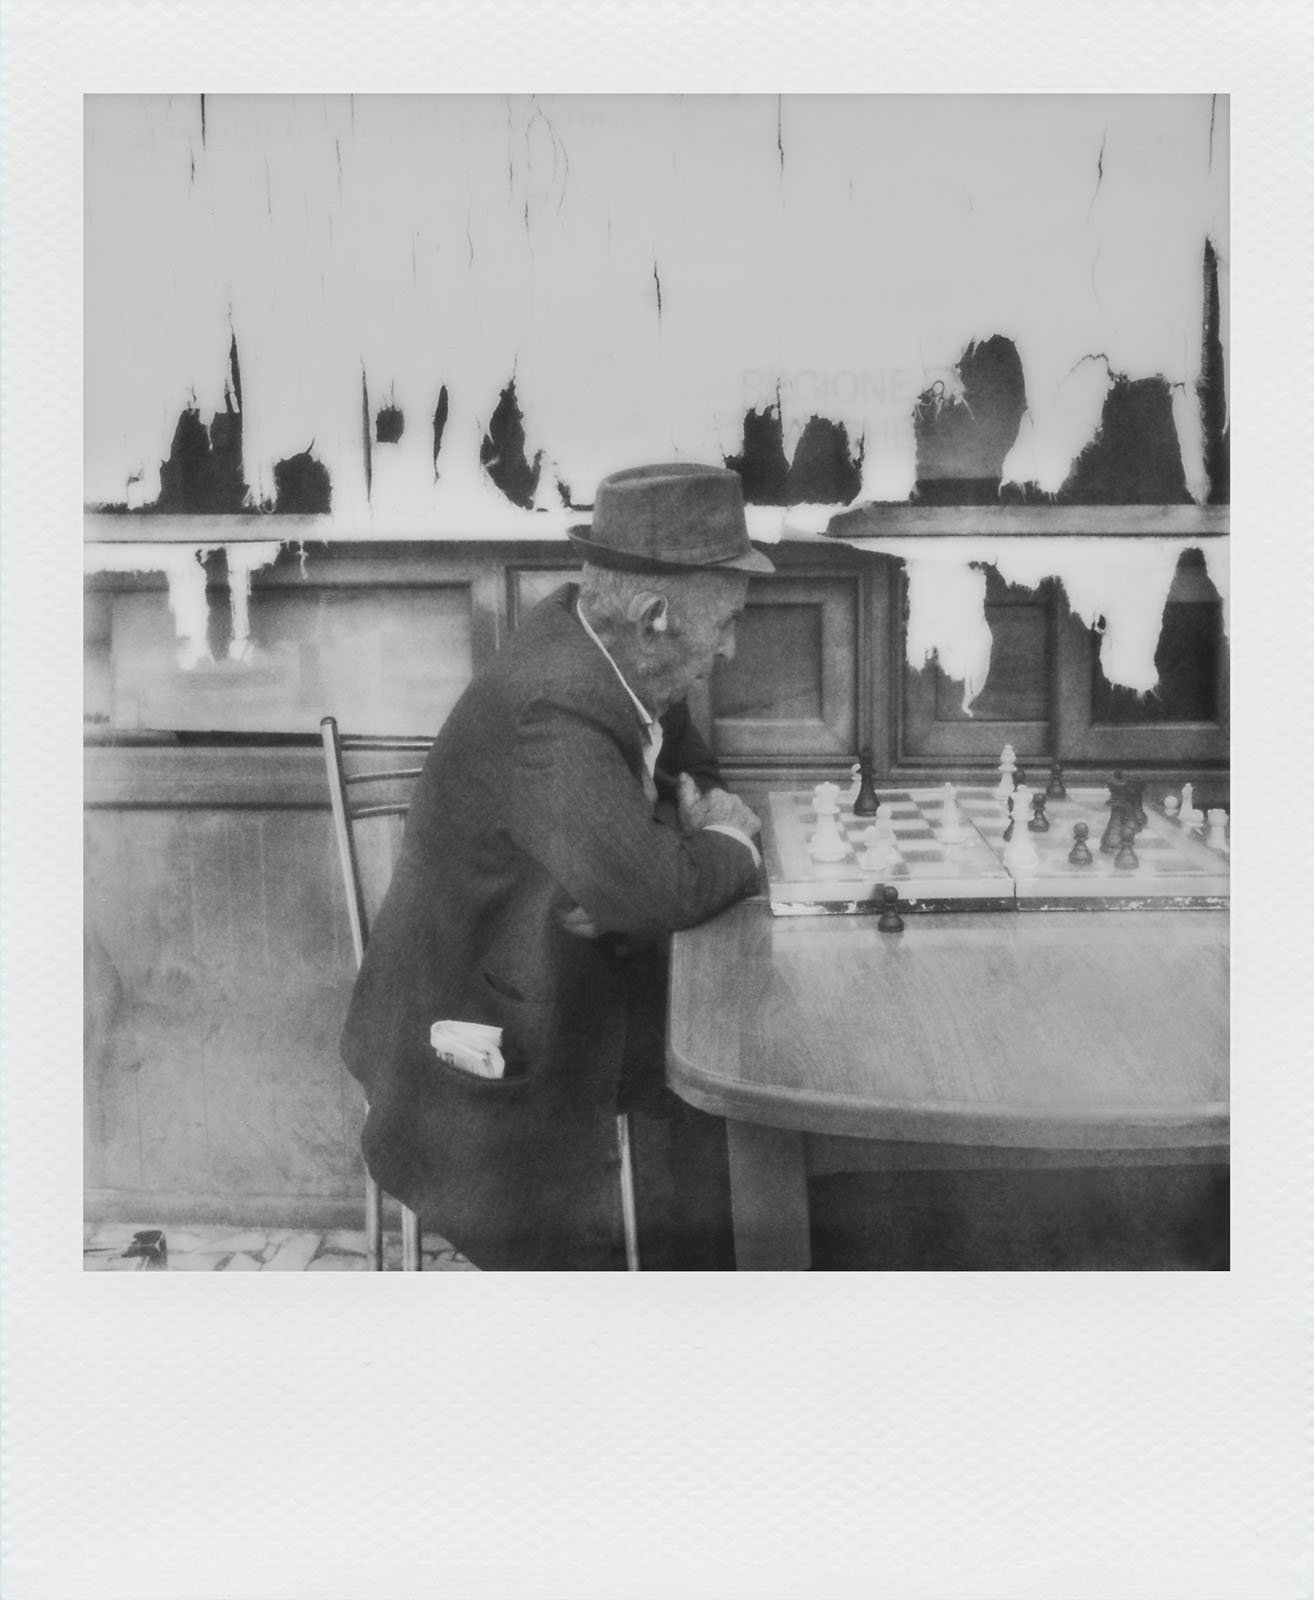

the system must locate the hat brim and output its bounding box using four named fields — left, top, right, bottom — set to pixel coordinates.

left=567, top=526, right=775, bottom=575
